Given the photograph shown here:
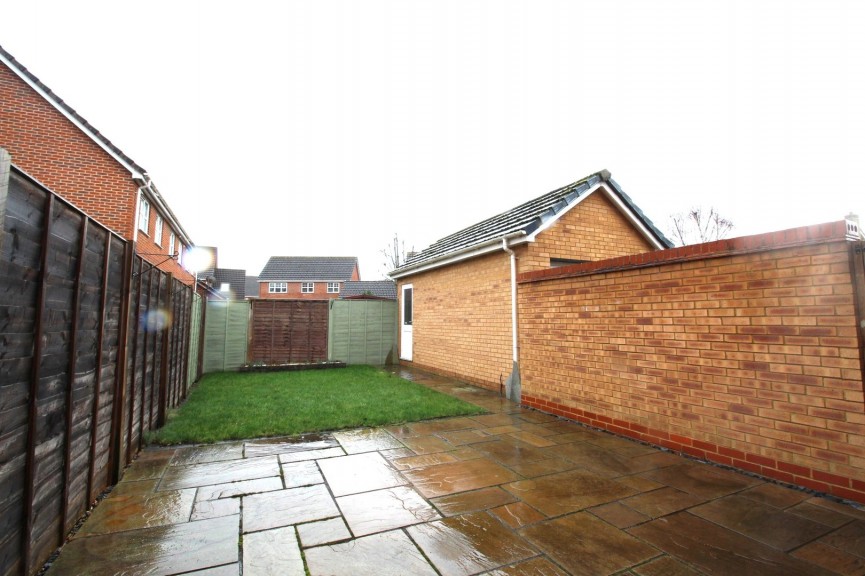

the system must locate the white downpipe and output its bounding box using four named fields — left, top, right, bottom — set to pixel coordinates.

left=502, top=238, right=518, bottom=362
